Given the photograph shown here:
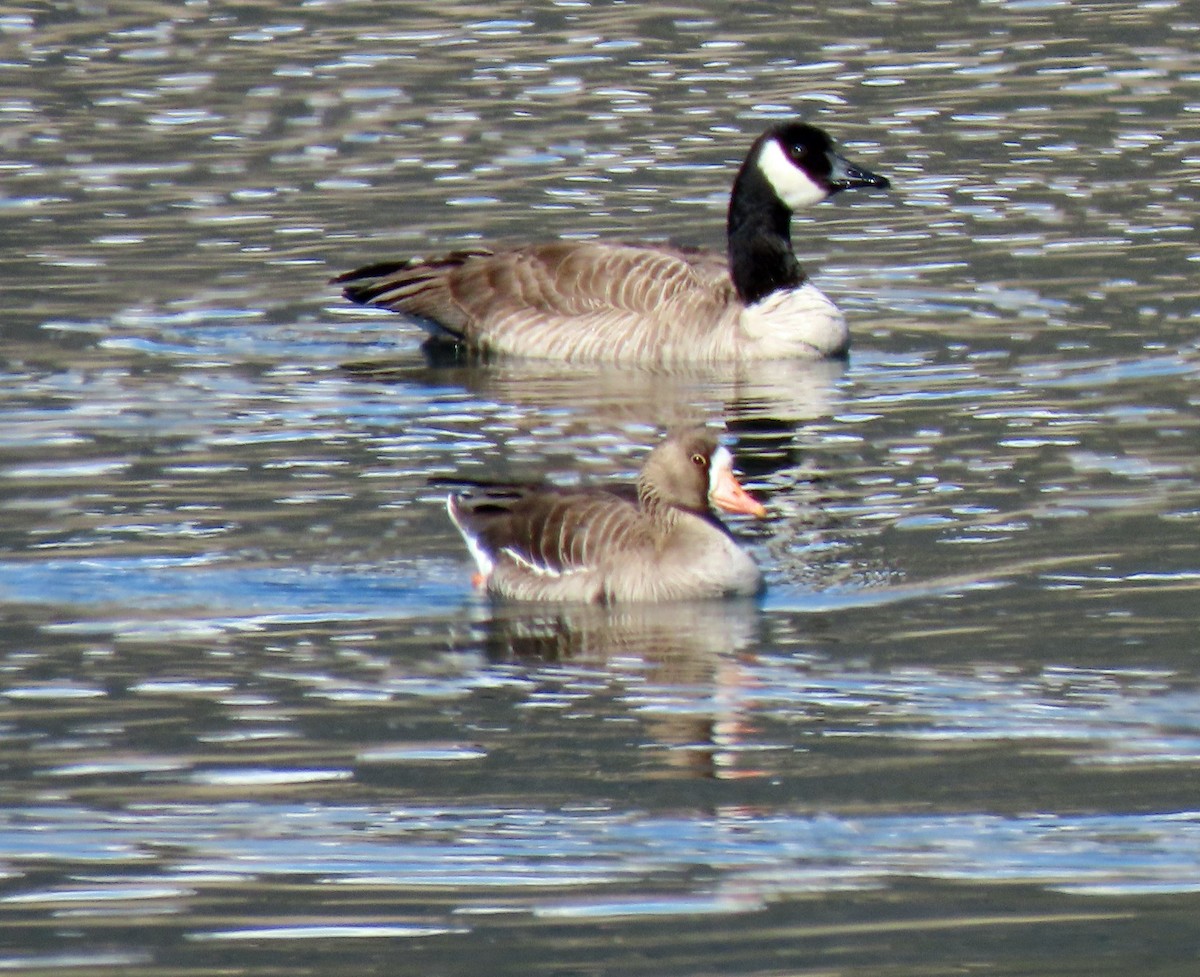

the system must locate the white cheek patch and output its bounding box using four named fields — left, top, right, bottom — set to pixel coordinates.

left=708, top=445, right=734, bottom=494
left=756, top=139, right=829, bottom=210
